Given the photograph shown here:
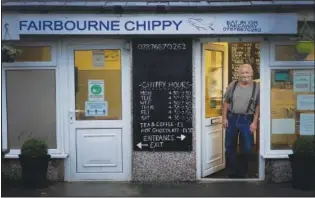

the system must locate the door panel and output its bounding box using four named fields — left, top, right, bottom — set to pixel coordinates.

left=76, top=128, right=122, bottom=173
left=67, top=42, right=131, bottom=181
left=202, top=44, right=226, bottom=177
